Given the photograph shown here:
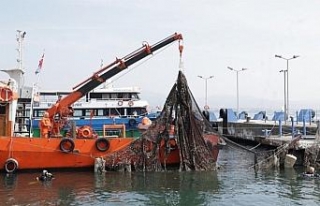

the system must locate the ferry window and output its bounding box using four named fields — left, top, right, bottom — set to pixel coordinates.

left=101, top=93, right=110, bottom=99
left=90, top=93, right=102, bottom=99
left=36, top=110, right=46, bottom=117
left=73, top=110, right=82, bottom=117
left=110, top=108, right=119, bottom=116
left=111, top=94, right=117, bottom=99
left=85, top=109, right=95, bottom=116
left=123, top=93, right=129, bottom=100
left=141, top=108, right=147, bottom=114
left=97, top=109, right=103, bottom=116
left=118, top=93, right=123, bottom=99
left=131, top=93, right=138, bottom=100
left=103, top=109, right=110, bottom=116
